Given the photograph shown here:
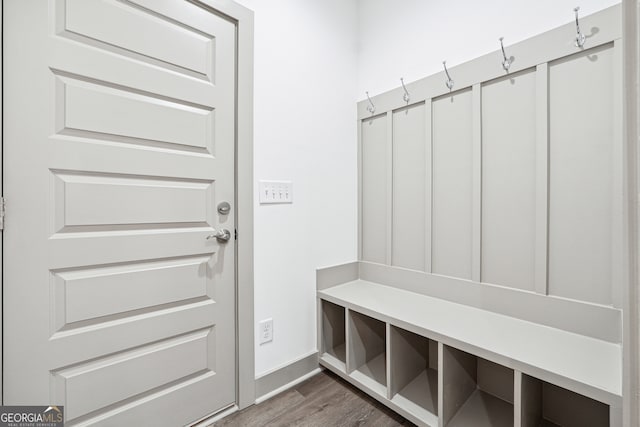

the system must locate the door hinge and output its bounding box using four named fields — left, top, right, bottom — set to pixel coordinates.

left=0, top=197, right=6, bottom=231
